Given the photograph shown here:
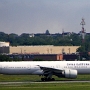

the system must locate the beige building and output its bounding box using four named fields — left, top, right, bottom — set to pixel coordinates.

left=10, top=45, right=80, bottom=54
